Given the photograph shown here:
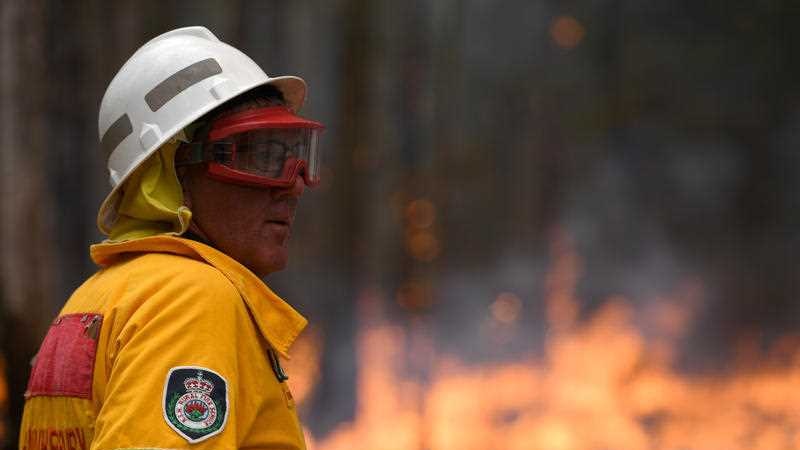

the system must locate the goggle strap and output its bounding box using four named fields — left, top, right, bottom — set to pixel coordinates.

left=175, top=142, right=206, bottom=166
